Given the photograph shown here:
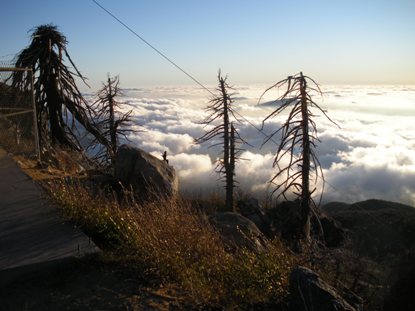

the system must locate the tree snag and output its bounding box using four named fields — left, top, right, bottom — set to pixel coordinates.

left=260, top=72, right=338, bottom=240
